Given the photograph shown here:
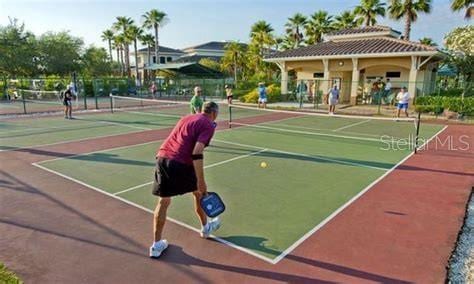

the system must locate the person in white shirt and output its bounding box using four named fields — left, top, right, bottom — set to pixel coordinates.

left=396, top=86, right=410, bottom=118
